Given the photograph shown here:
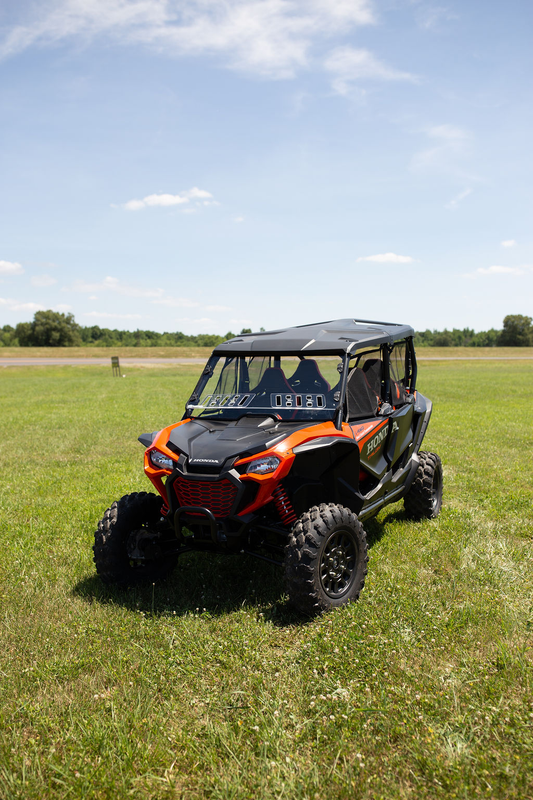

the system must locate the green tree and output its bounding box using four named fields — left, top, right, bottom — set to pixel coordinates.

left=31, top=310, right=82, bottom=346
left=433, top=329, right=454, bottom=347
left=414, top=330, right=434, bottom=347
left=472, top=328, right=499, bottom=347
left=14, top=321, right=33, bottom=346
left=498, top=315, right=533, bottom=346
left=0, top=324, right=17, bottom=346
